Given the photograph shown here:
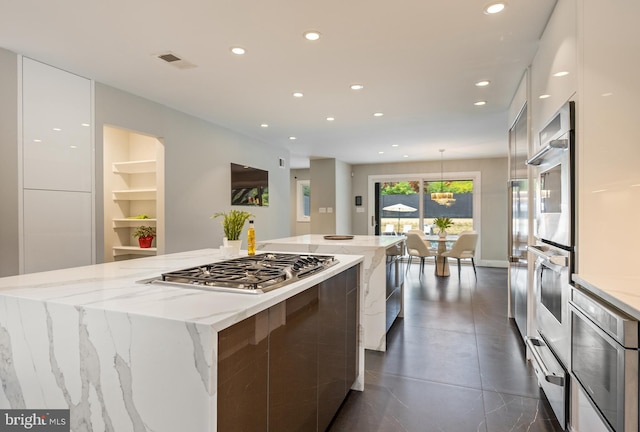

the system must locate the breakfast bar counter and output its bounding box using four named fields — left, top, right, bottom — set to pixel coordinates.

left=258, top=234, right=405, bottom=351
